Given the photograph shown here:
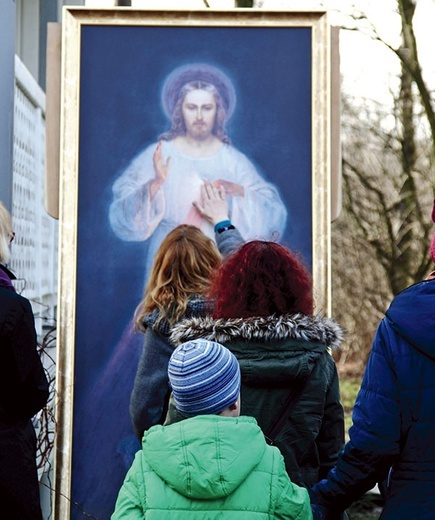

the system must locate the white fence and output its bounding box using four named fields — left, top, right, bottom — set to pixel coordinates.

left=11, top=55, right=58, bottom=334
left=11, top=58, right=58, bottom=516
